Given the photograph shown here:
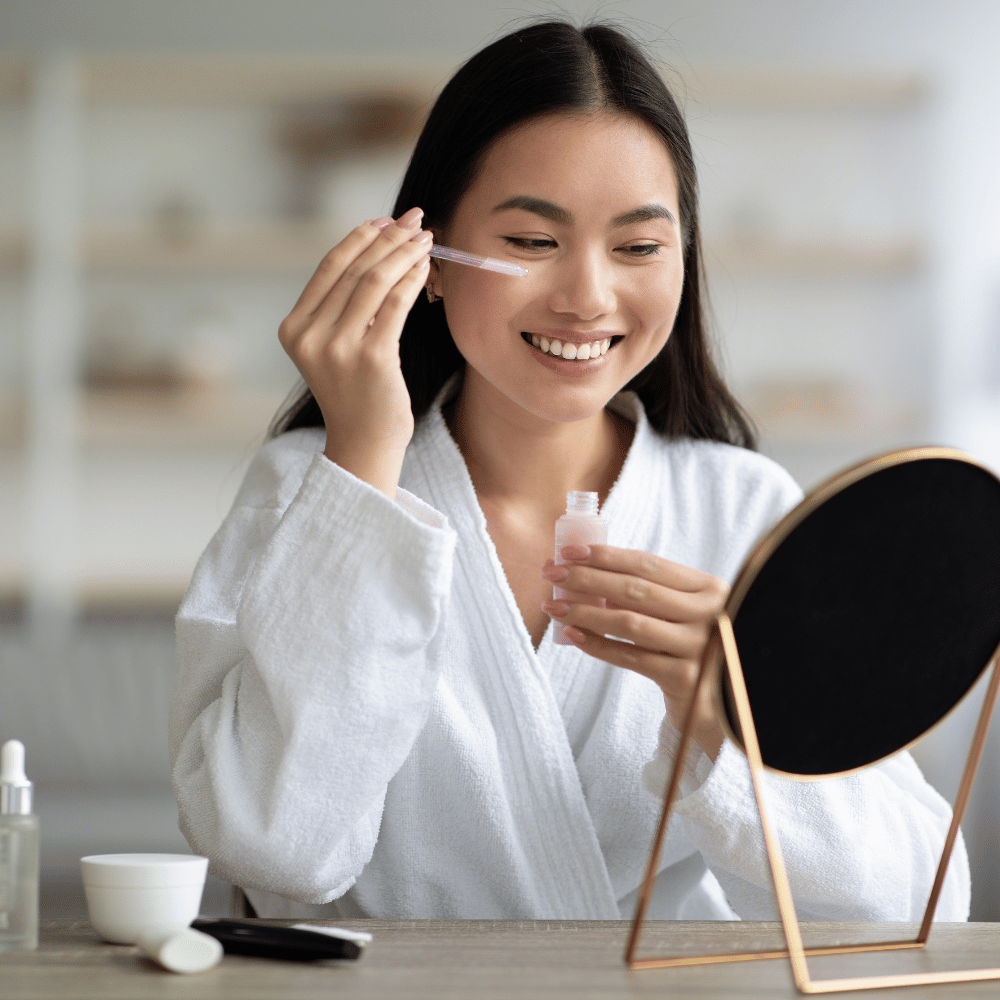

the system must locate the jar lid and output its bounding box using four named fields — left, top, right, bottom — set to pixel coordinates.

left=80, top=853, right=209, bottom=888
